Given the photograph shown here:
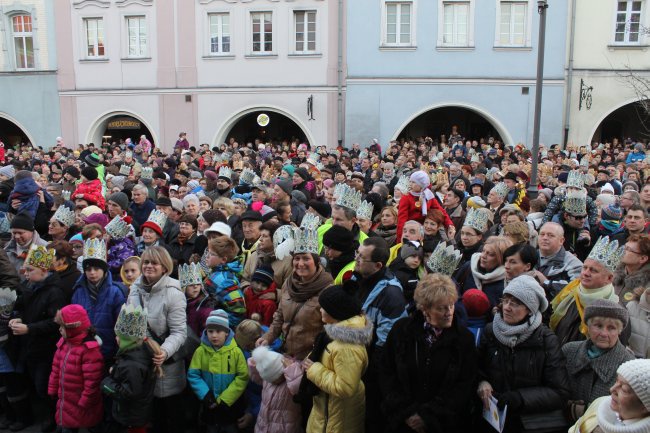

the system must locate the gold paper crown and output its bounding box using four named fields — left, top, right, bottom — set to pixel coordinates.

left=563, top=189, right=587, bottom=215
left=119, top=164, right=131, bottom=176
left=61, top=190, right=72, bottom=201
left=491, top=182, right=510, bottom=199
left=52, top=205, right=75, bottom=227
left=293, top=227, right=319, bottom=255
left=114, top=304, right=148, bottom=340
left=273, top=225, right=295, bottom=260
left=587, top=236, right=624, bottom=271
left=357, top=200, right=374, bottom=221
left=0, top=288, right=17, bottom=316
left=426, top=242, right=462, bottom=276
left=300, top=213, right=321, bottom=231
left=105, top=216, right=130, bottom=239
left=566, top=170, right=585, bottom=189
left=145, top=209, right=168, bottom=231
left=240, top=168, right=256, bottom=185
left=395, top=175, right=410, bottom=194
left=335, top=184, right=362, bottom=212
left=83, top=238, right=107, bottom=263
left=463, top=208, right=489, bottom=233
left=179, top=263, right=203, bottom=288
left=140, top=167, right=153, bottom=180
left=218, top=166, right=232, bottom=180
left=25, top=245, right=55, bottom=270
